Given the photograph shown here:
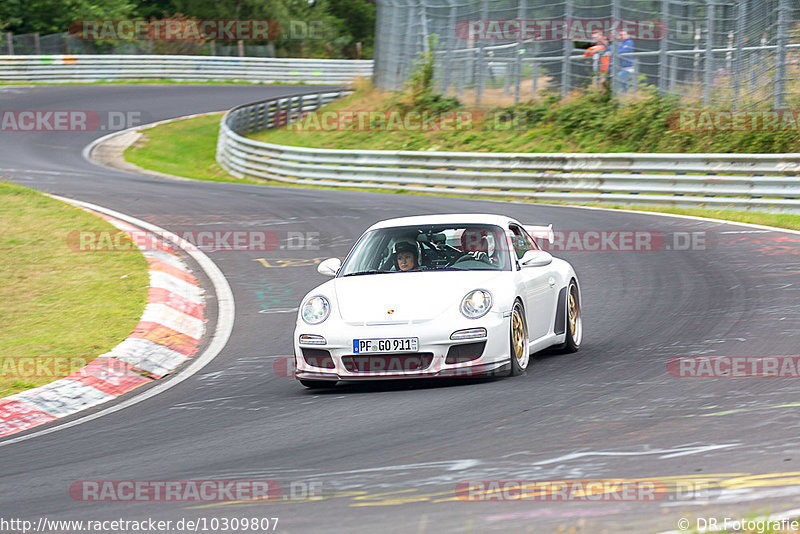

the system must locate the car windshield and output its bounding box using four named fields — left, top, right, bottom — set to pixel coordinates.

left=339, top=224, right=512, bottom=276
